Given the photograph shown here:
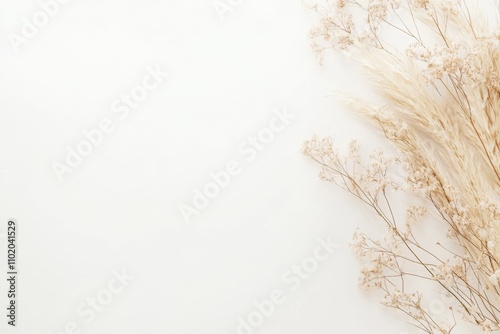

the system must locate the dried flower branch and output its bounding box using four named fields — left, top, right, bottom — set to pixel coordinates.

left=304, top=0, right=500, bottom=332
